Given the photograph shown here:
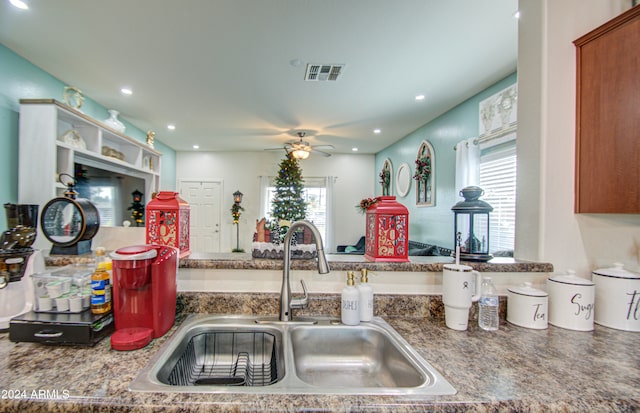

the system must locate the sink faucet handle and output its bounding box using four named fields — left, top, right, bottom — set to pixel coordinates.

left=290, top=279, right=309, bottom=309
